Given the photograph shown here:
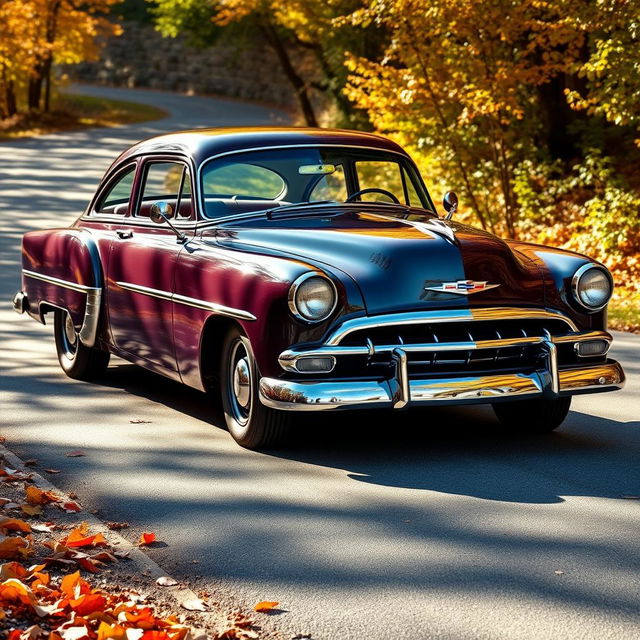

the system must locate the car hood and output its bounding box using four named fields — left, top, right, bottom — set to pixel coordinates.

left=212, top=209, right=546, bottom=314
